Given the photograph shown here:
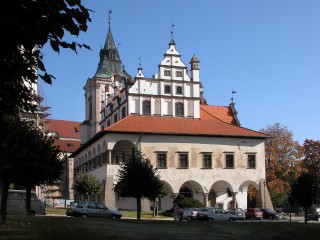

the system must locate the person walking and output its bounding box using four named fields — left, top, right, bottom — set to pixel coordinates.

left=173, top=202, right=180, bottom=221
